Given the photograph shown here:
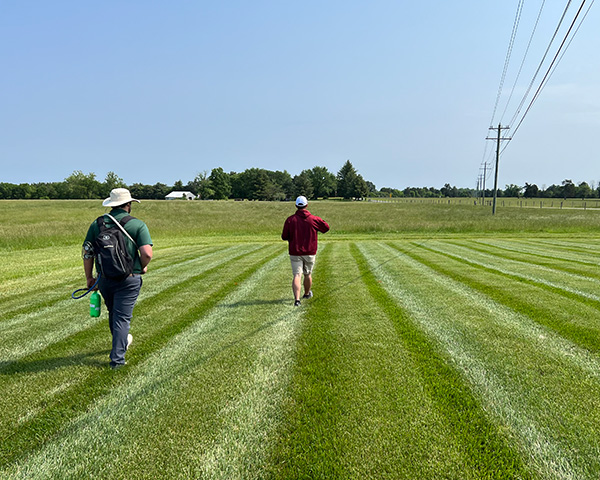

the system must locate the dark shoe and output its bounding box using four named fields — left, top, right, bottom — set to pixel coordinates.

left=302, top=291, right=313, bottom=299
left=294, top=300, right=301, bottom=307
left=110, top=361, right=127, bottom=370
